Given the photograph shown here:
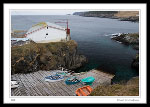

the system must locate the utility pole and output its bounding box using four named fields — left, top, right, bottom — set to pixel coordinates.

left=55, top=19, right=71, bottom=41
